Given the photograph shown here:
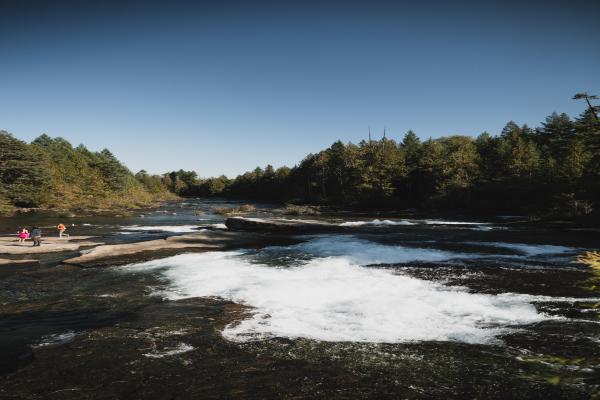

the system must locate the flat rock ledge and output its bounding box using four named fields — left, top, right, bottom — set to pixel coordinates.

left=62, top=231, right=288, bottom=268
left=0, top=236, right=102, bottom=255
